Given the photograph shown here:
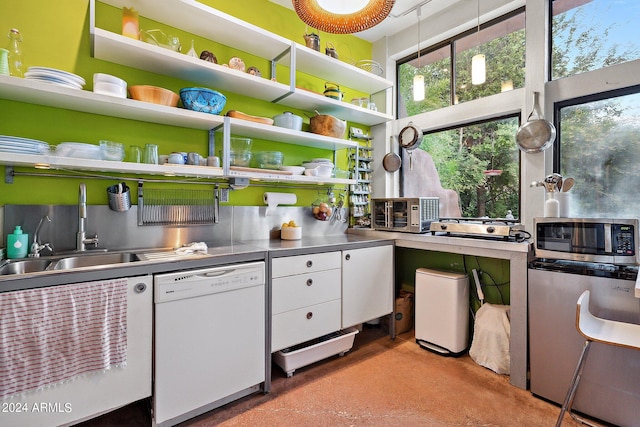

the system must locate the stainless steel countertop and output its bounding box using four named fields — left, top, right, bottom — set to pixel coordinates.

left=0, top=236, right=393, bottom=293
